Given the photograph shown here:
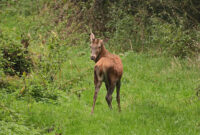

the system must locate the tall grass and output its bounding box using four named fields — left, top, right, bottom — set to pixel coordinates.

left=1, top=47, right=200, bottom=134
